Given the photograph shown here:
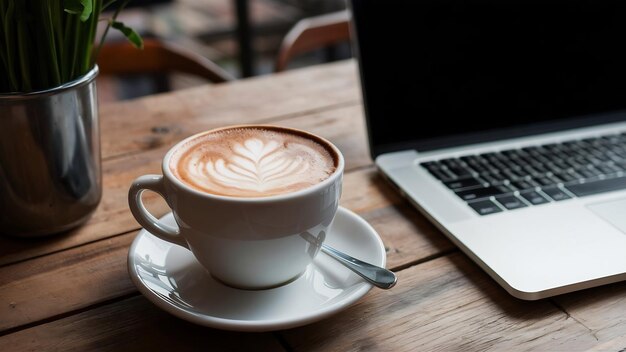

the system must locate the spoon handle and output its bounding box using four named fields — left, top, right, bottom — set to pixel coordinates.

left=320, top=244, right=397, bottom=289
